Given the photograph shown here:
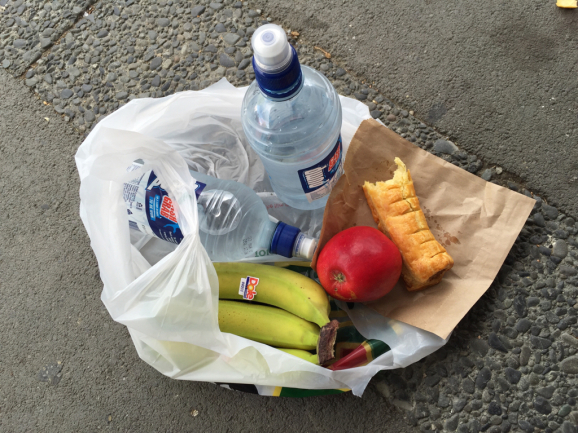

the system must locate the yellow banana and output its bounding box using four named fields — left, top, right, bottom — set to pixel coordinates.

left=214, top=262, right=331, bottom=327
left=218, top=300, right=320, bottom=350
left=277, top=348, right=319, bottom=364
